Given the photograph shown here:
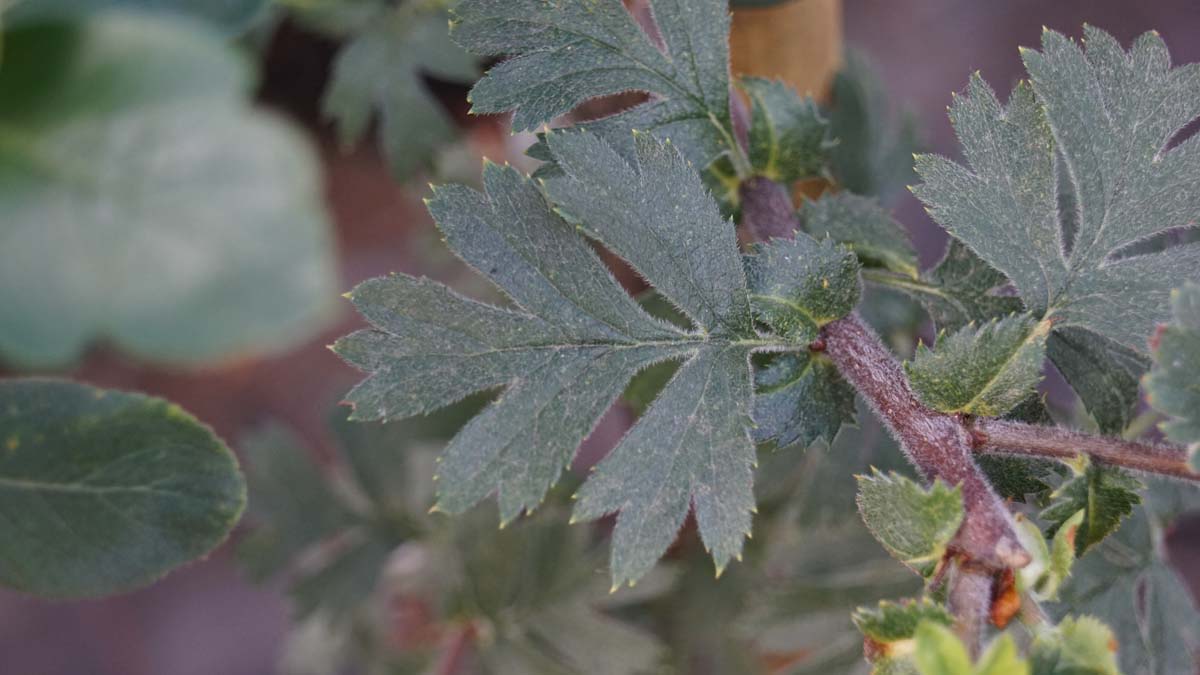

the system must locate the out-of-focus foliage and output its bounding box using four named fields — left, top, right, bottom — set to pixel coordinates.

left=292, top=0, right=479, bottom=179
left=3, top=0, right=267, bottom=33
left=0, top=13, right=337, bottom=368
left=239, top=403, right=664, bottom=675
left=0, top=378, right=245, bottom=598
